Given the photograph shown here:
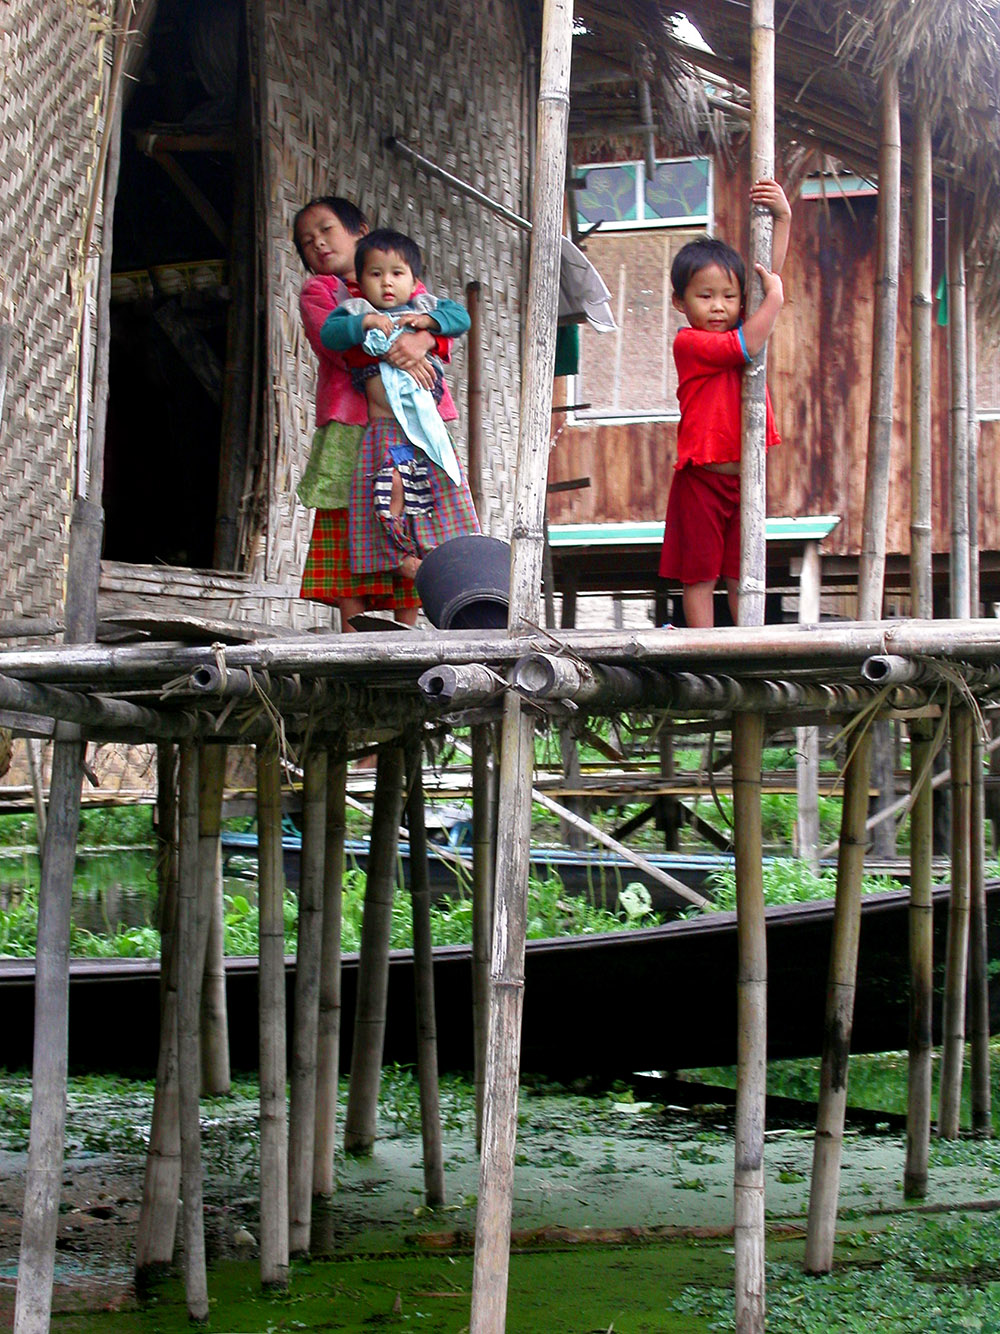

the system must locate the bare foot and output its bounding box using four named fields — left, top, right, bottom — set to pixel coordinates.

left=398, top=555, right=422, bottom=580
